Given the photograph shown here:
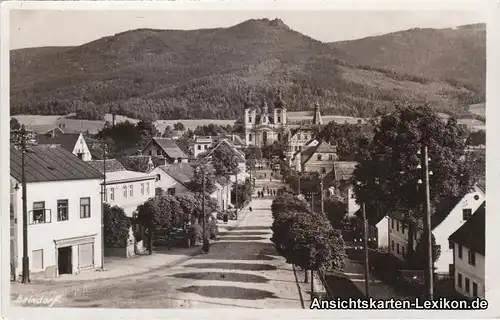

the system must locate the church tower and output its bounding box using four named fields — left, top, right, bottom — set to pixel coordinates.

left=243, top=90, right=256, bottom=145
left=273, top=89, right=287, bottom=127
left=312, top=102, right=323, bottom=125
